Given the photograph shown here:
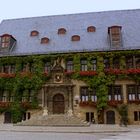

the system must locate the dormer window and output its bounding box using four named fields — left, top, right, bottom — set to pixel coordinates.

left=41, top=37, right=50, bottom=44
left=58, top=28, right=66, bottom=34
left=1, top=34, right=11, bottom=48
left=87, top=26, right=96, bottom=32
left=108, top=26, right=122, bottom=48
left=0, top=34, right=16, bottom=51
left=30, top=30, right=39, bottom=36
left=71, top=35, right=80, bottom=41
